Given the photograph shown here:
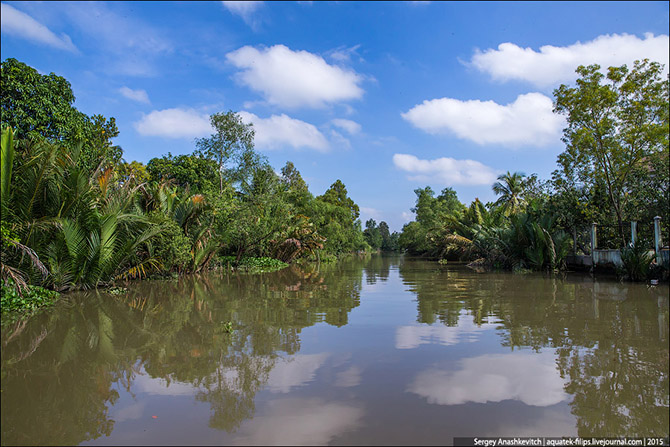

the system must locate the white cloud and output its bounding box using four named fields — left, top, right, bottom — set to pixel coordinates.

left=55, top=2, right=171, bottom=76
left=239, top=111, right=329, bottom=151
left=408, top=351, right=568, bottom=407
left=359, top=207, right=381, bottom=221
left=227, top=44, right=364, bottom=109
left=222, top=1, right=263, bottom=26
left=402, top=93, right=564, bottom=147
left=329, top=129, right=351, bottom=150
left=331, top=118, right=362, bottom=135
left=470, top=33, right=670, bottom=88
left=134, top=108, right=211, bottom=139
left=328, top=44, right=362, bottom=63
left=232, top=398, right=363, bottom=445
left=118, top=86, right=150, bottom=104
left=0, top=3, right=77, bottom=52
left=393, top=153, right=498, bottom=186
